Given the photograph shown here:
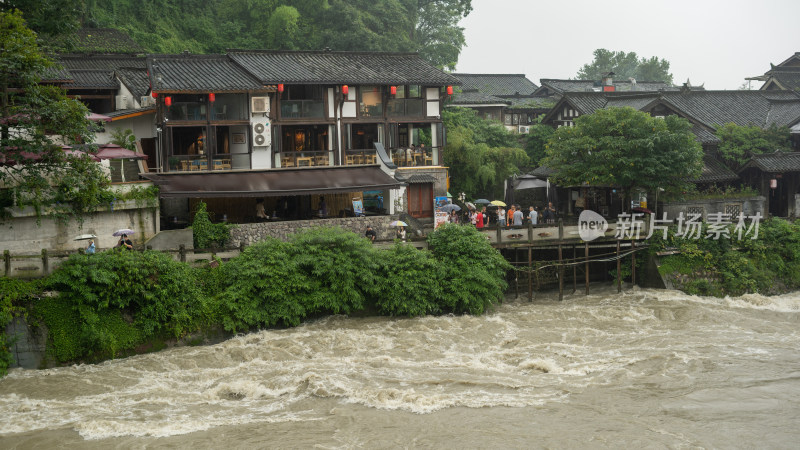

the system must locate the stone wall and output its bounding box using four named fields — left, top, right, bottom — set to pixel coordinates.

left=662, top=196, right=766, bottom=221
left=229, top=215, right=401, bottom=246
